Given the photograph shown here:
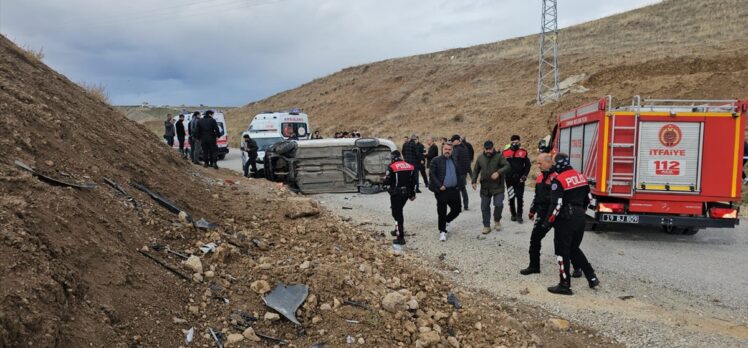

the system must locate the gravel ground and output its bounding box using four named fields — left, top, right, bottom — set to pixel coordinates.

left=315, top=188, right=748, bottom=348
left=222, top=150, right=748, bottom=347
